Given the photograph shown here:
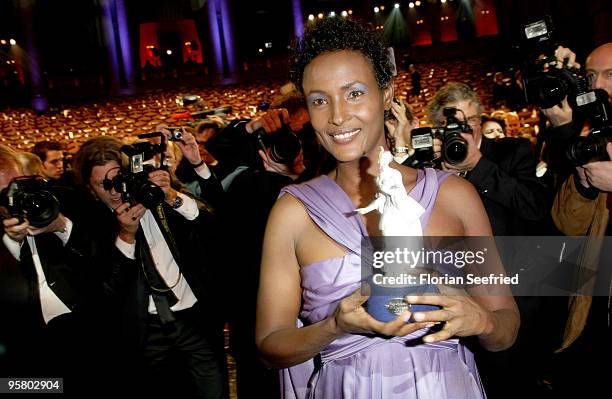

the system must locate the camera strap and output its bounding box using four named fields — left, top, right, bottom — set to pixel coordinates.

left=153, top=203, right=184, bottom=278
left=136, top=225, right=178, bottom=325
left=137, top=204, right=183, bottom=294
